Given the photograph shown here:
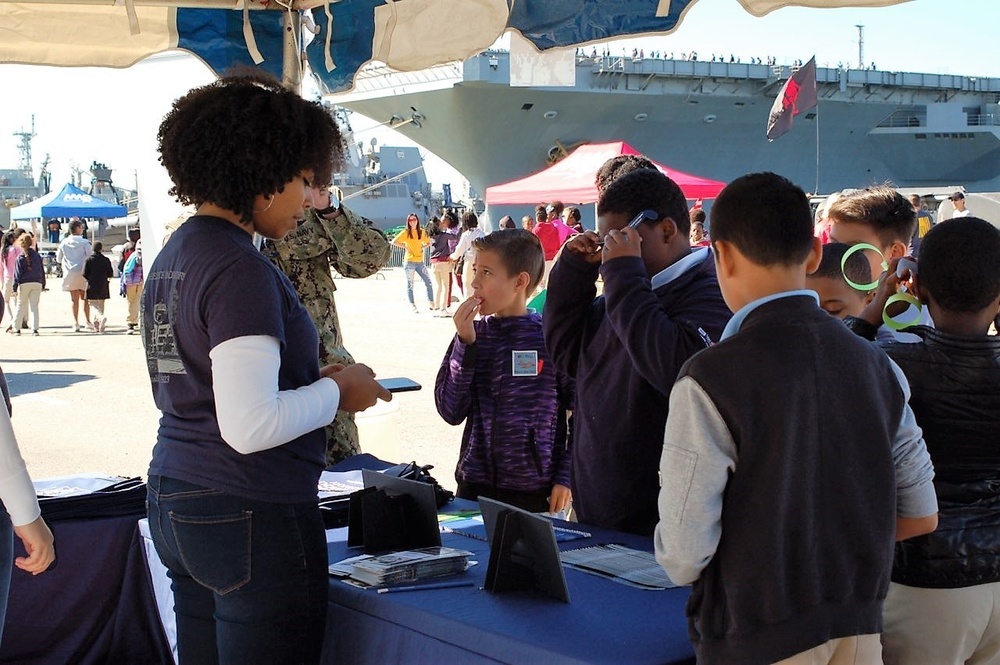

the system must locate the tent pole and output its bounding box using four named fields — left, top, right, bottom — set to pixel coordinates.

left=282, top=10, right=303, bottom=93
